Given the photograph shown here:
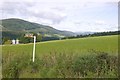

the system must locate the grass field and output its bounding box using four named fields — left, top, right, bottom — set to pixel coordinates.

left=2, top=35, right=118, bottom=78
left=2, top=35, right=118, bottom=56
